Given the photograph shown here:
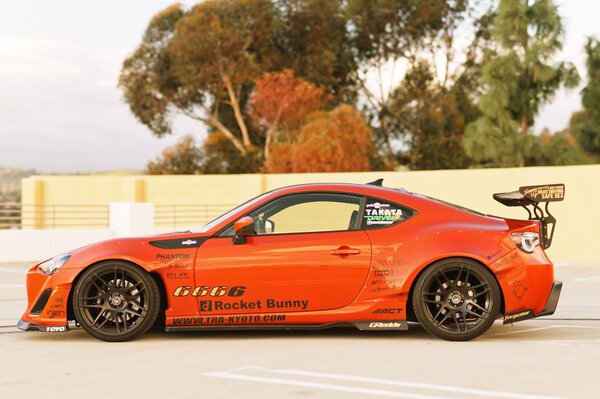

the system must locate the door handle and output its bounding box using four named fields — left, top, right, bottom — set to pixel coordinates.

left=330, top=247, right=361, bottom=256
